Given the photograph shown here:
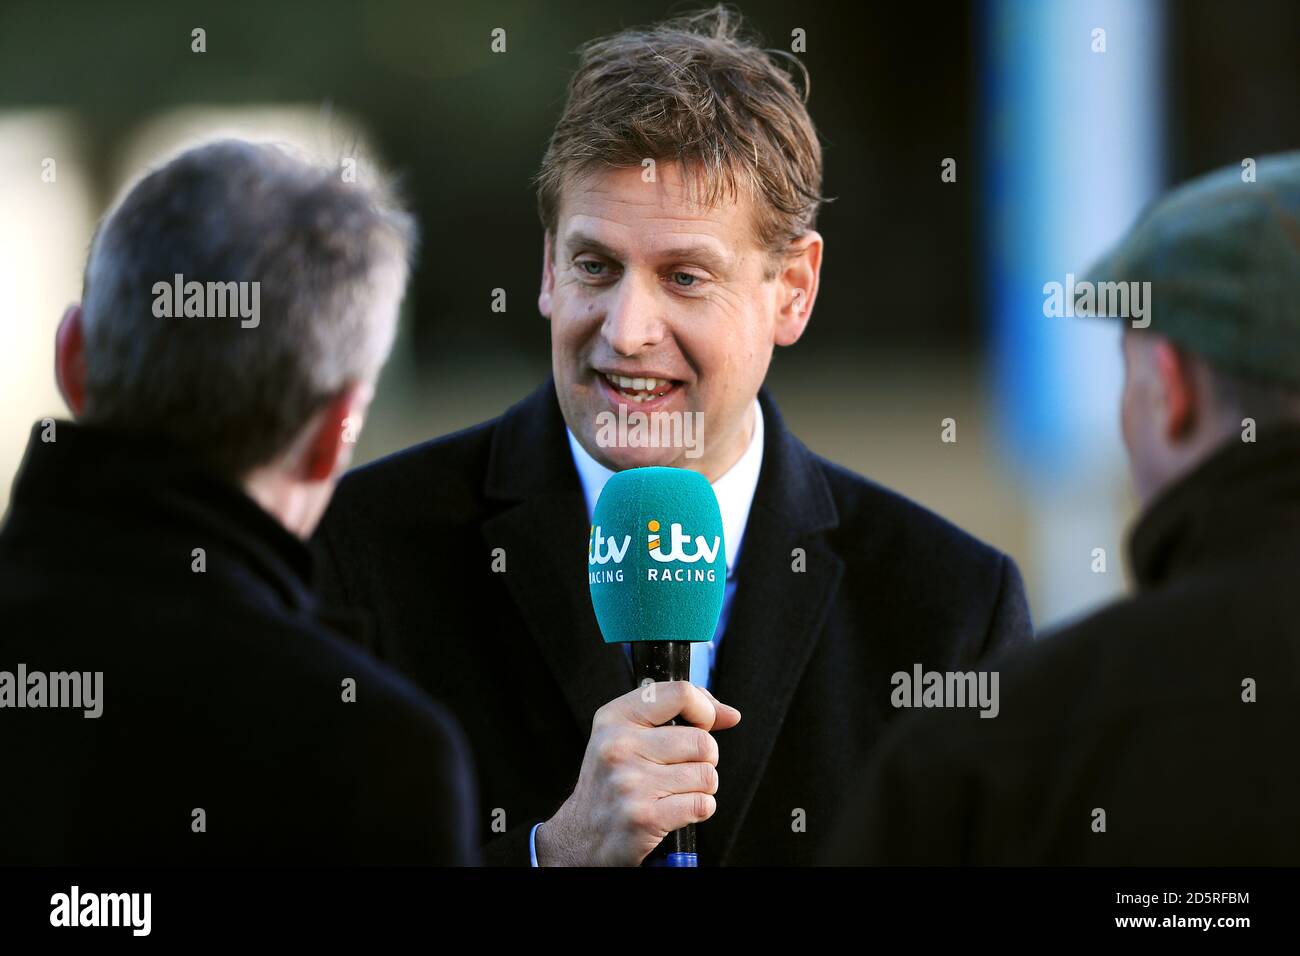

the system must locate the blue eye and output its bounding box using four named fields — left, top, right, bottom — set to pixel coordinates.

left=672, top=272, right=696, bottom=286
left=579, top=260, right=605, bottom=276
